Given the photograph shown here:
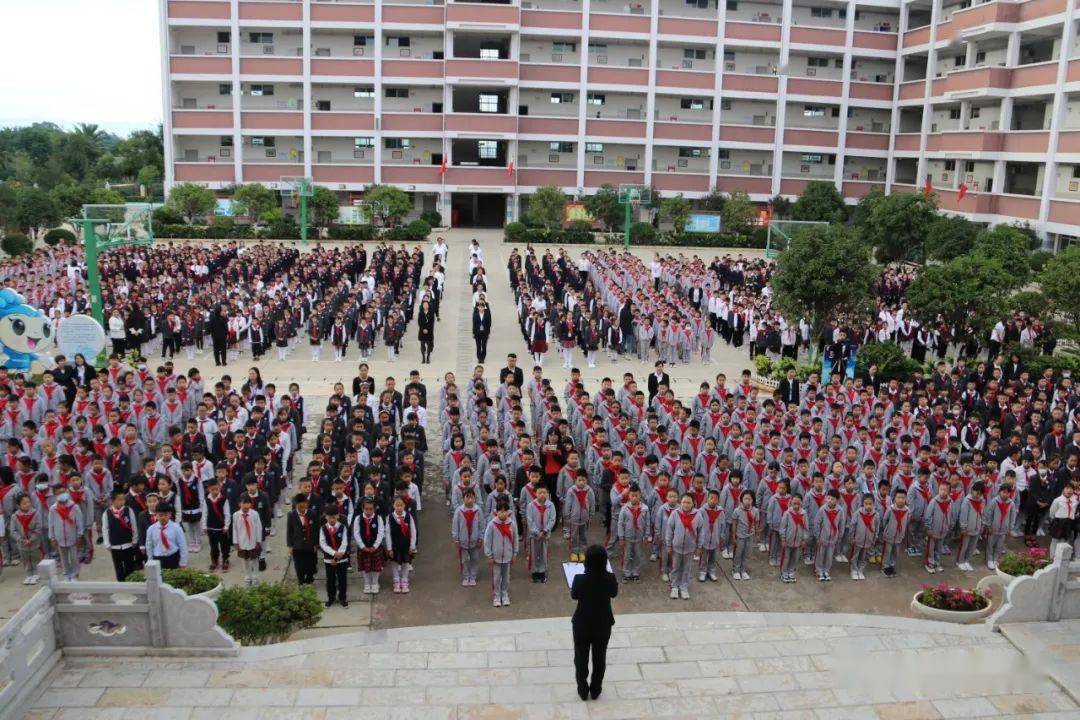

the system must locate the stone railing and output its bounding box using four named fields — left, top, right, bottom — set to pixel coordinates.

left=990, top=543, right=1080, bottom=627
left=0, top=559, right=237, bottom=720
